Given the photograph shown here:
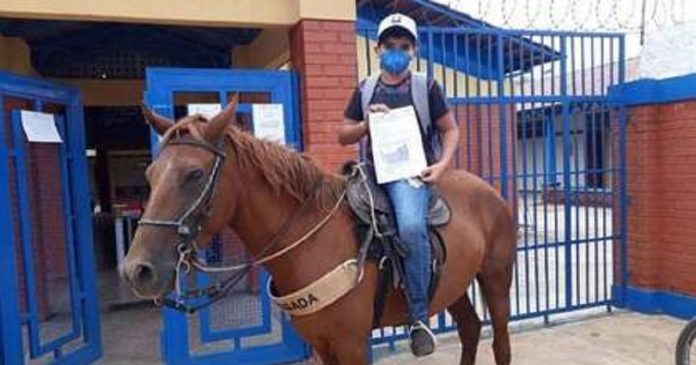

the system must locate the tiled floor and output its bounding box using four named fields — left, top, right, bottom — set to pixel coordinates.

left=374, top=311, right=685, bottom=365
